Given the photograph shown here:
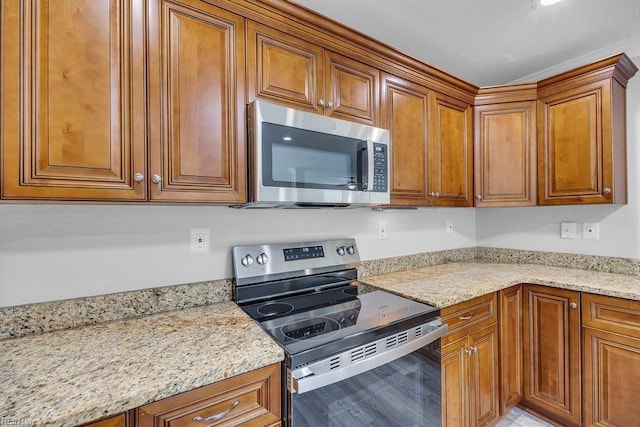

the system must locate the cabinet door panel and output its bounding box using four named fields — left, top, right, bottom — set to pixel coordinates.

left=1, top=0, right=146, bottom=200
left=474, top=102, right=536, bottom=206
left=584, top=328, right=640, bottom=426
left=428, top=92, right=473, bottom=206
left=442, top=338, right=469, bottom=427
left=499, top=285, right=523, bottom=414
left=538, top=80, right=612, bottom=205
left=148, top=0, right=246, bottom=202
left=325, top=51, right=379, bottom=125
left=246, top=21, right=323, bottom=113
left=523, top=284, right=581, bottom=426
left=469, top=325, right=499, bottom=426
left=380, top=74, right=430, bottom=205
